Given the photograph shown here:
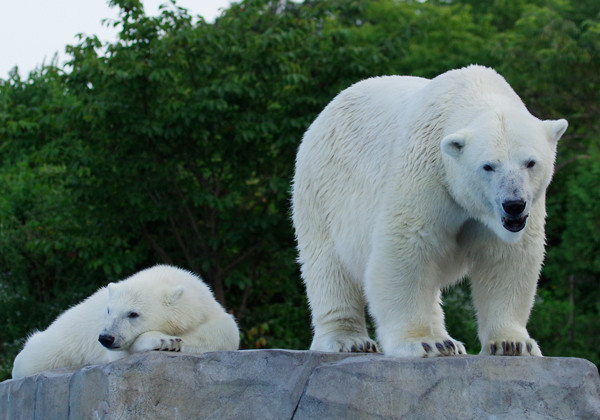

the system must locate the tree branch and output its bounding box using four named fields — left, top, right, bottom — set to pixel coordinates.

left=555, top=154, right=590, bottom=172
left=167, top=215, right=199, bottom=274
left=141, top=225, right=174, bottom=265
left=223, top=242, right=262, bottom=276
